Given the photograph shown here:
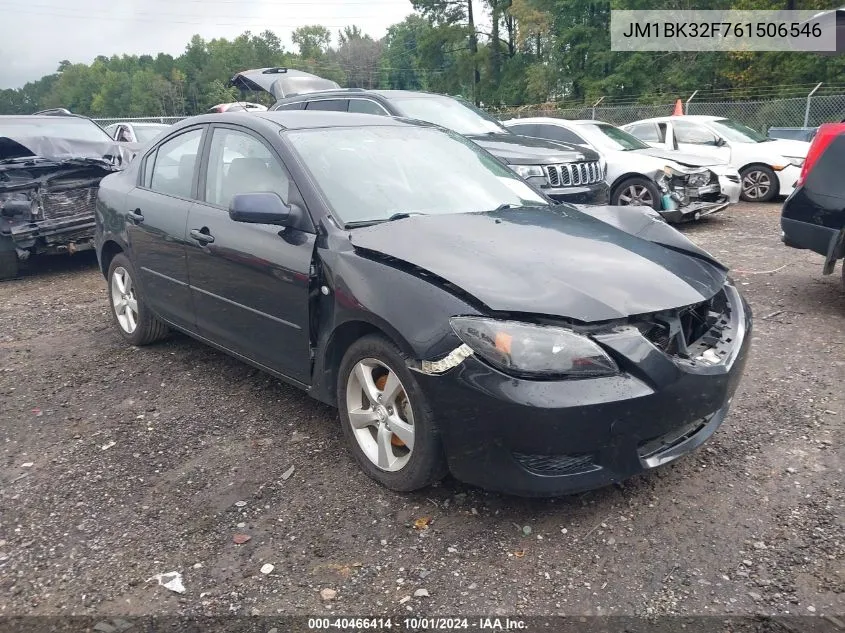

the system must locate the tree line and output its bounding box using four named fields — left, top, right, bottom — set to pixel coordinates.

left=1, top=0, right=842, bottom=118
